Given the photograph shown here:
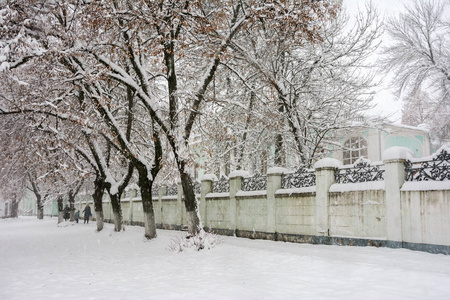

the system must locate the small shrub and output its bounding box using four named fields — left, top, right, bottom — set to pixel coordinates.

left=168, top=230, right=222, bottom=253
